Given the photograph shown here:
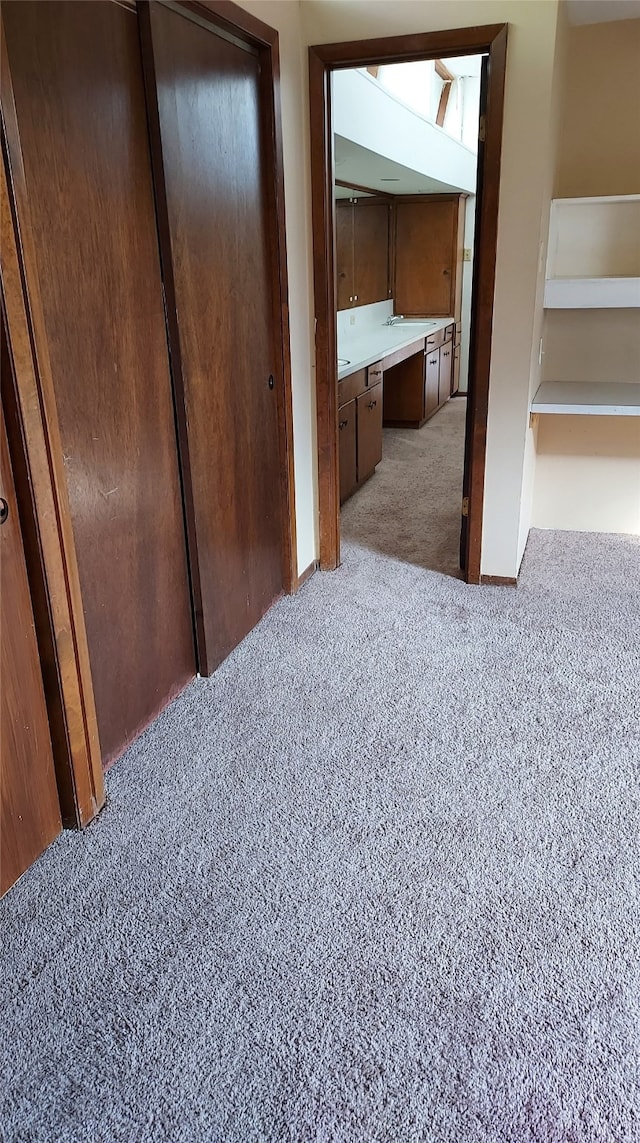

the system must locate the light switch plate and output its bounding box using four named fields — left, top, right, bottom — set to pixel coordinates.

left=463, top=248, right=472, bottom=262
